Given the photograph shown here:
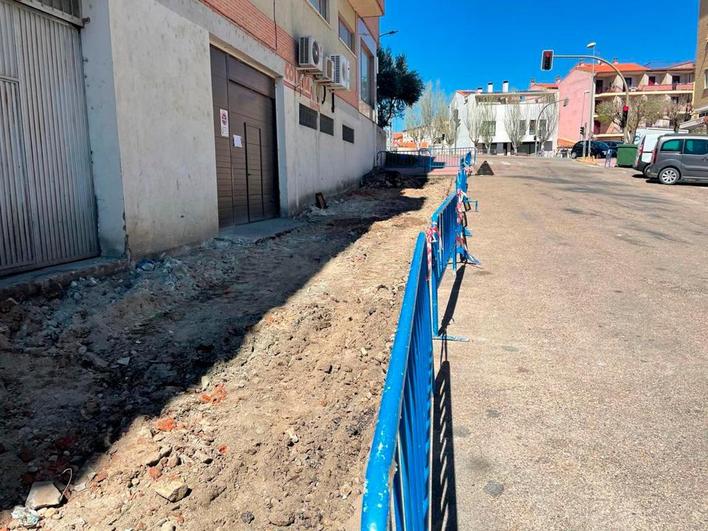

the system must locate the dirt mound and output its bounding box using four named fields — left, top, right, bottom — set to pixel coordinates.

left=0, top=176, right=451, bottom=530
